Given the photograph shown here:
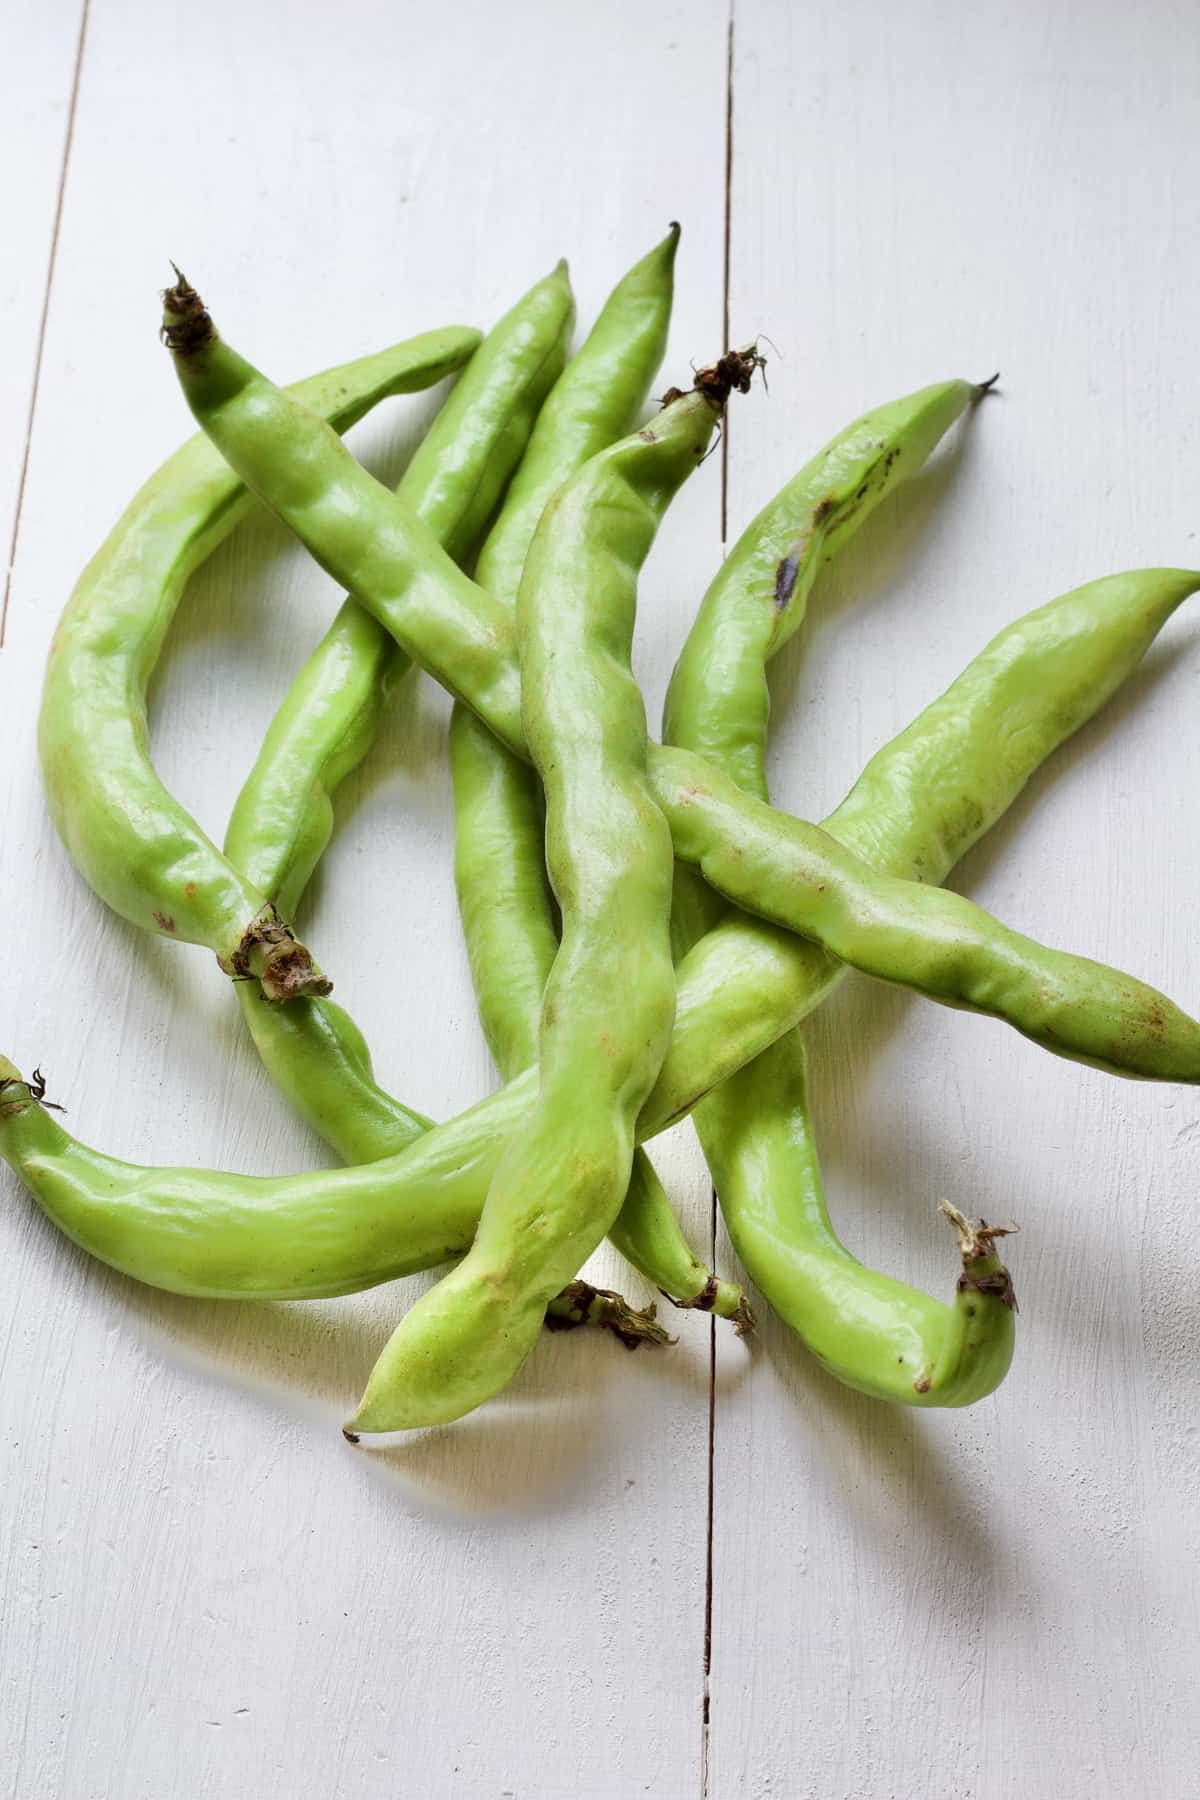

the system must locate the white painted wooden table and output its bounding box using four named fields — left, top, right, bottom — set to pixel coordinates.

left=2, top=3, right=1198, bottom=1795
